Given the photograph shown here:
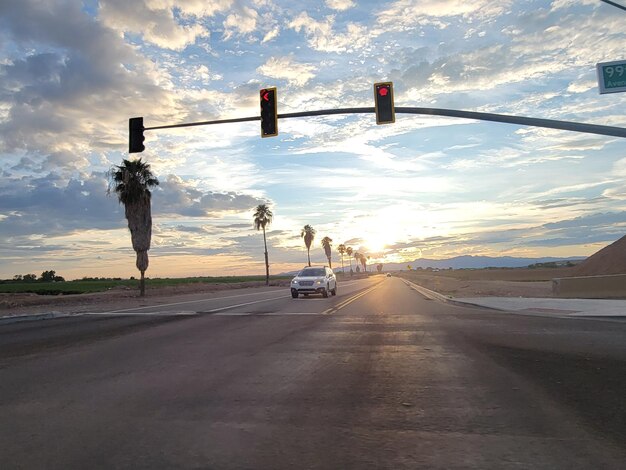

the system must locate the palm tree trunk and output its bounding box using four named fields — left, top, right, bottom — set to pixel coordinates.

left=307, top=249, right=311, bottom=267
left=263, top=227, right=269, bottom=286
left=327, top=257, right=332, bottom=269
left=341, top=254, right=344, bottom=273
left=136, top=250, right=149, bottom=297
left=140, top=270, right=145, bottom=297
